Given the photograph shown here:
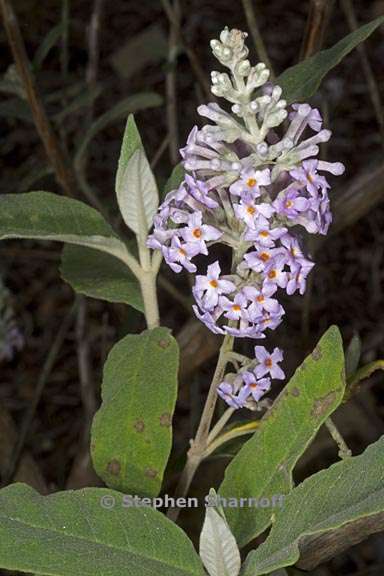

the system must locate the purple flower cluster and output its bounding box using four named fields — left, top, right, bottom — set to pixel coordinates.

left=218, top=346, right=284, bottom=409
left=147, top=28, right=345, bottom=408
